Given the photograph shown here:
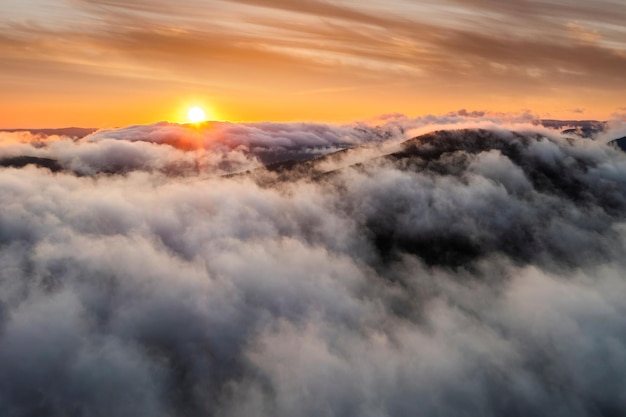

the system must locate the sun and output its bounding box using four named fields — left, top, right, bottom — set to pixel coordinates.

left=187, top=106, right=207, bottom=123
